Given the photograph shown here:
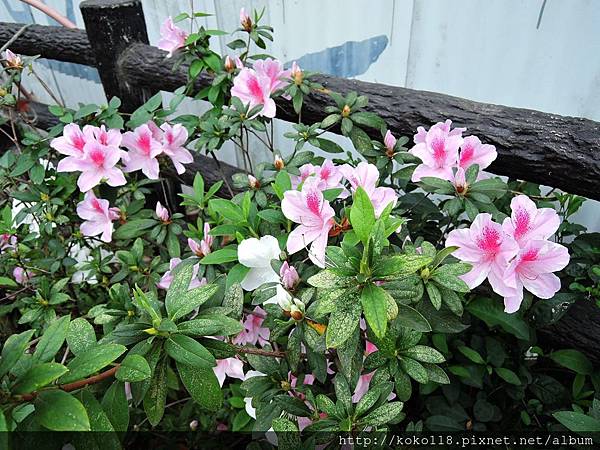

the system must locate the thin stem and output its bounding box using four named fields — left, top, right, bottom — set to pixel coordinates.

left=16, top=365, right=120, bottom=402
left=209, top=151, right=234, bottom=197
left=30, top=67, right=64, bottom=108
left=235, top=346, right=286, bottom=358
